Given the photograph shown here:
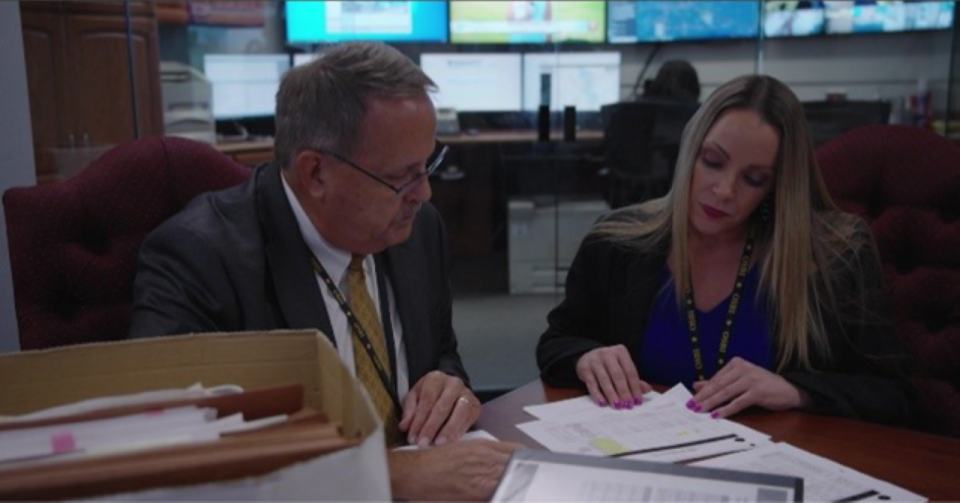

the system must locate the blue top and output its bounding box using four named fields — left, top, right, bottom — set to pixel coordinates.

left=640, top=265, right=773, bottom=388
